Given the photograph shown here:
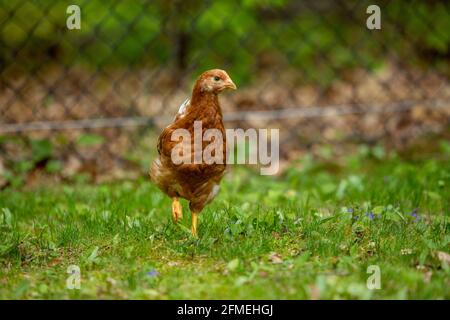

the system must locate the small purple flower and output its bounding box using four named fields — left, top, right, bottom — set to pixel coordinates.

left=347, top=208, right=354, bottom=213
left=409, top=209, right=421, bottom=222
left=146, top=270, right=158, bottom=277
left=365, top=212, right=375, bottom=220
